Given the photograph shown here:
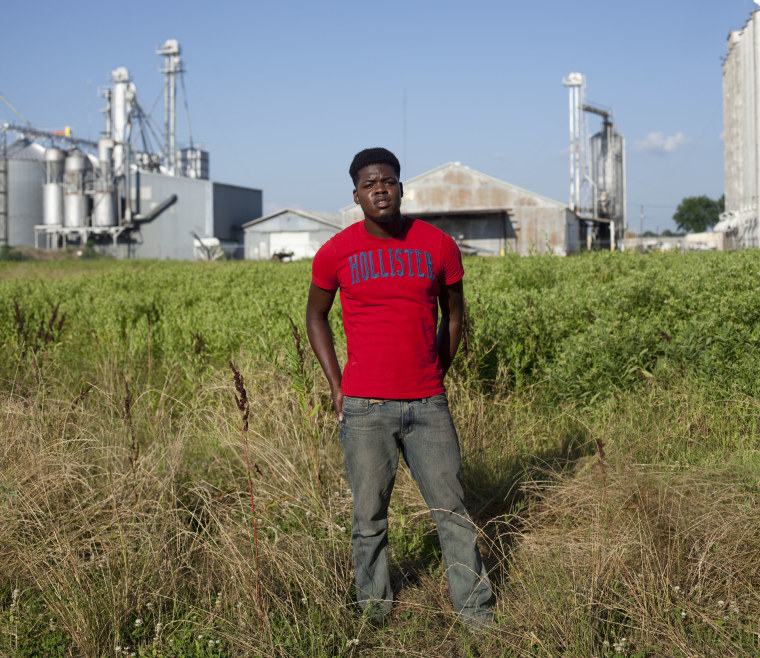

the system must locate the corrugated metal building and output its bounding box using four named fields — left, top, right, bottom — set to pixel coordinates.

left=719, top=11, right=760, bottom=248
left=242, top=208, right=341, bottom=260
left=118, top=171, right=262, bottom=260
left=340, top=162, right=583, bottom=256
left=1, top=138, right=45, bottom=248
